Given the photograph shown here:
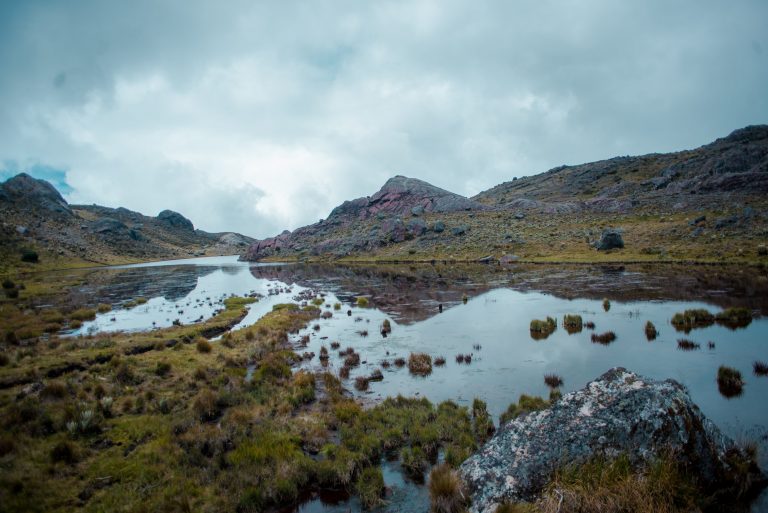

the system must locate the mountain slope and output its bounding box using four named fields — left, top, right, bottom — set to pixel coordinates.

left=0, top=173, right=254, bottom=271
left=242, top=126, right=768, bottom=264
